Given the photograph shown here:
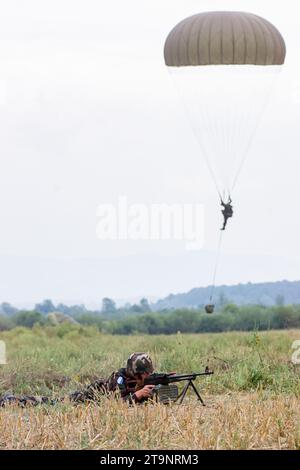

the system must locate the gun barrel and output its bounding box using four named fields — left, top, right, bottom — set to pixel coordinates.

left=145, top=370, right=213, bottom=386
left=167, top=371, right=214, bottom=382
